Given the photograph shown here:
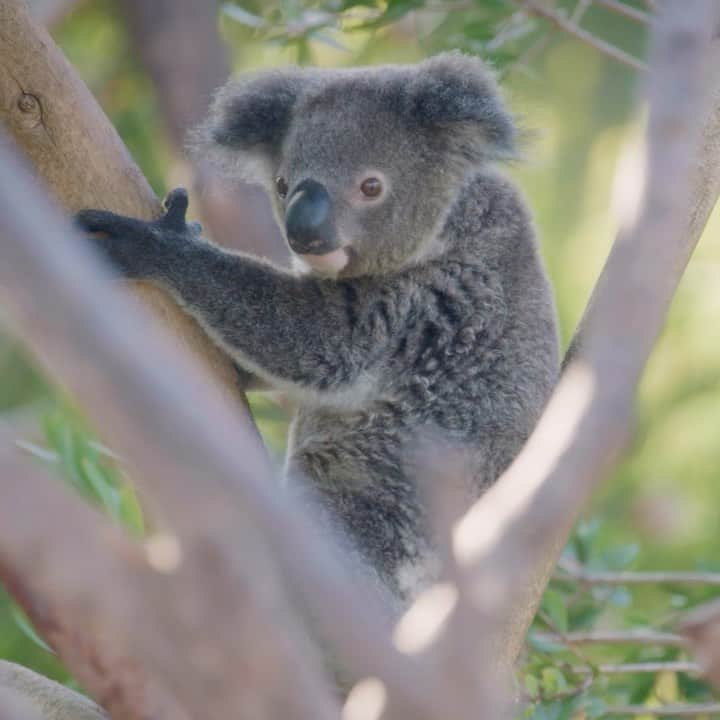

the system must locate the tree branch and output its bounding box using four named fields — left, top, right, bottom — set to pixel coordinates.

left=0, top=0, right=255, bottom=403
left=531, top=629, right=688, bottom=648
left=0, top=139, right=341, bottom=718
left=0, top=443, right=187, bottom=720
left=602, top=703, right=720, bottom=717
left=408, top=1, right=720, bottom=706
left=555, top=558, right=720, bottom=586
left=517, top=0, right=648, bottom=70
left=0, top=661, right=105, bottom=720
left=0, top=133, right=448, bottom=719
left=592, top=661, right=702, bottom=675
left=595, top=0, right=651, bottom=25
